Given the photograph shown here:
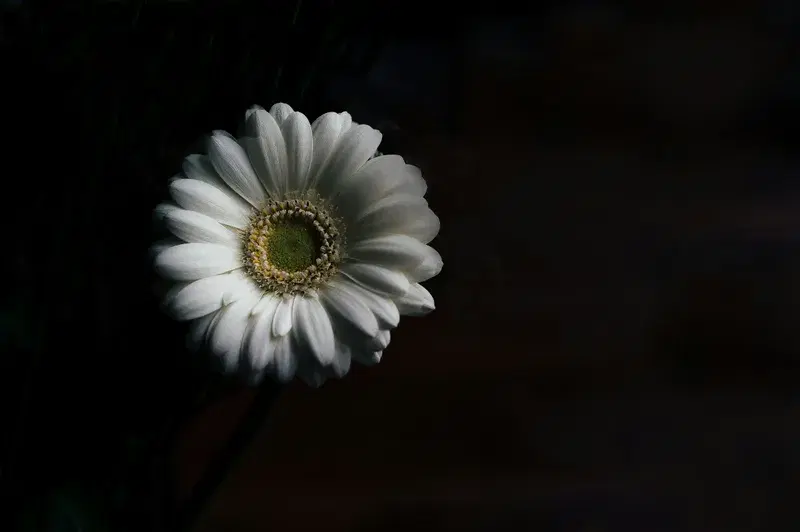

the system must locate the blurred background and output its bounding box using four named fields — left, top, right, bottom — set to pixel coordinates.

left=2, top=1, right=800, bottom=530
